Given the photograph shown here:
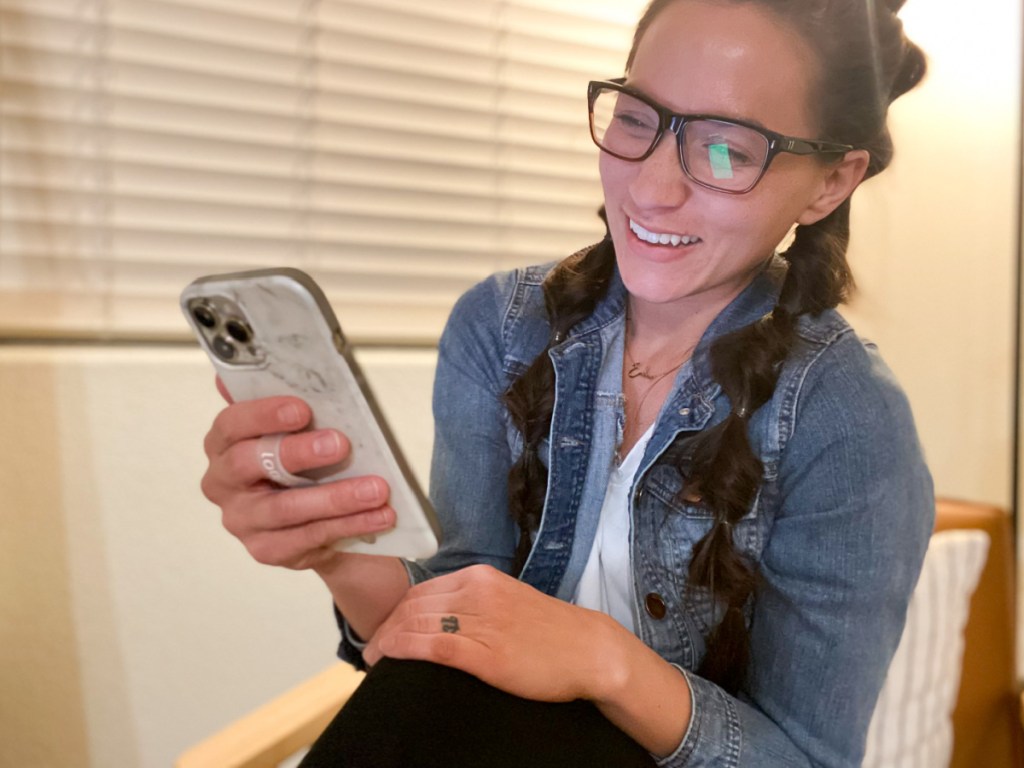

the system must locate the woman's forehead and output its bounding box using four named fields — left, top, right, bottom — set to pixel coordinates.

left=628, top=0, right=820, bottom=135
